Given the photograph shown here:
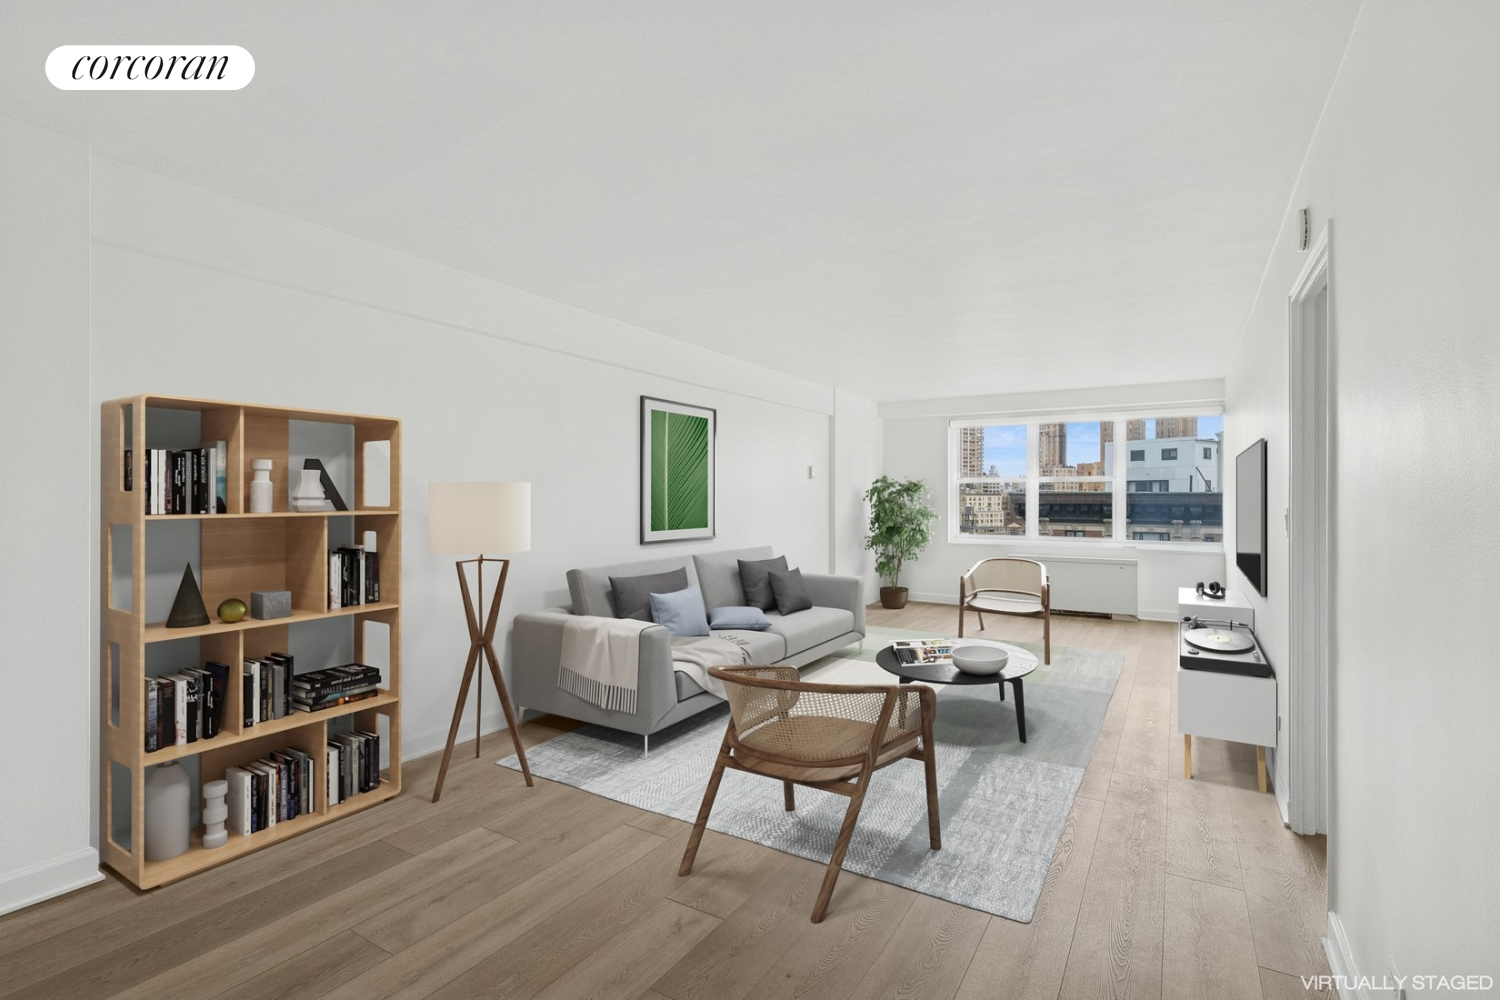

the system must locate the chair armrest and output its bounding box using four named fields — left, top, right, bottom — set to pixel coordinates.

left=512, top=612, right=678, bottom=728
left=800, top=572, right=866, bottom=635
